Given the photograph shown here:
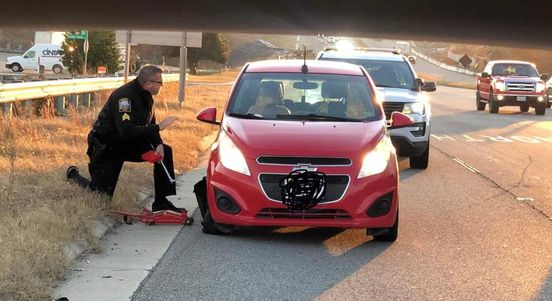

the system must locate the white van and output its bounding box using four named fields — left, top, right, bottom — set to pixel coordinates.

left=5, top=44, right=66, bottom=74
